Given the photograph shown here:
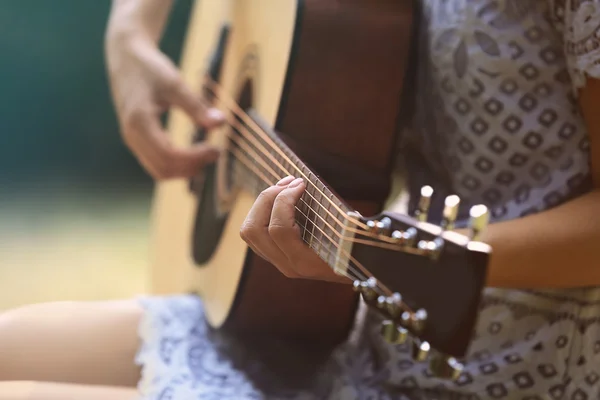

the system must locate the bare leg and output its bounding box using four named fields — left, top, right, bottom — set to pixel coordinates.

left=0, top=299, right=143, bottom=388
left=0, top=381, right=138, bottom=400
